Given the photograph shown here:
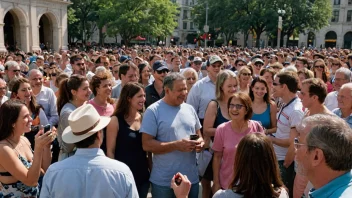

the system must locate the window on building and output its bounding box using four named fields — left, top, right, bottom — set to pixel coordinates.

left=348, top=10, right=352, bottom=22
left=334, top=0, right=340, bottom=5
left=190, top=22, right=194, bottom=29
left=332, top=10, right=339, bottom=22
left=183, top=22, right=188, bottom=30
left=183, top=10, right=188, bottom=19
